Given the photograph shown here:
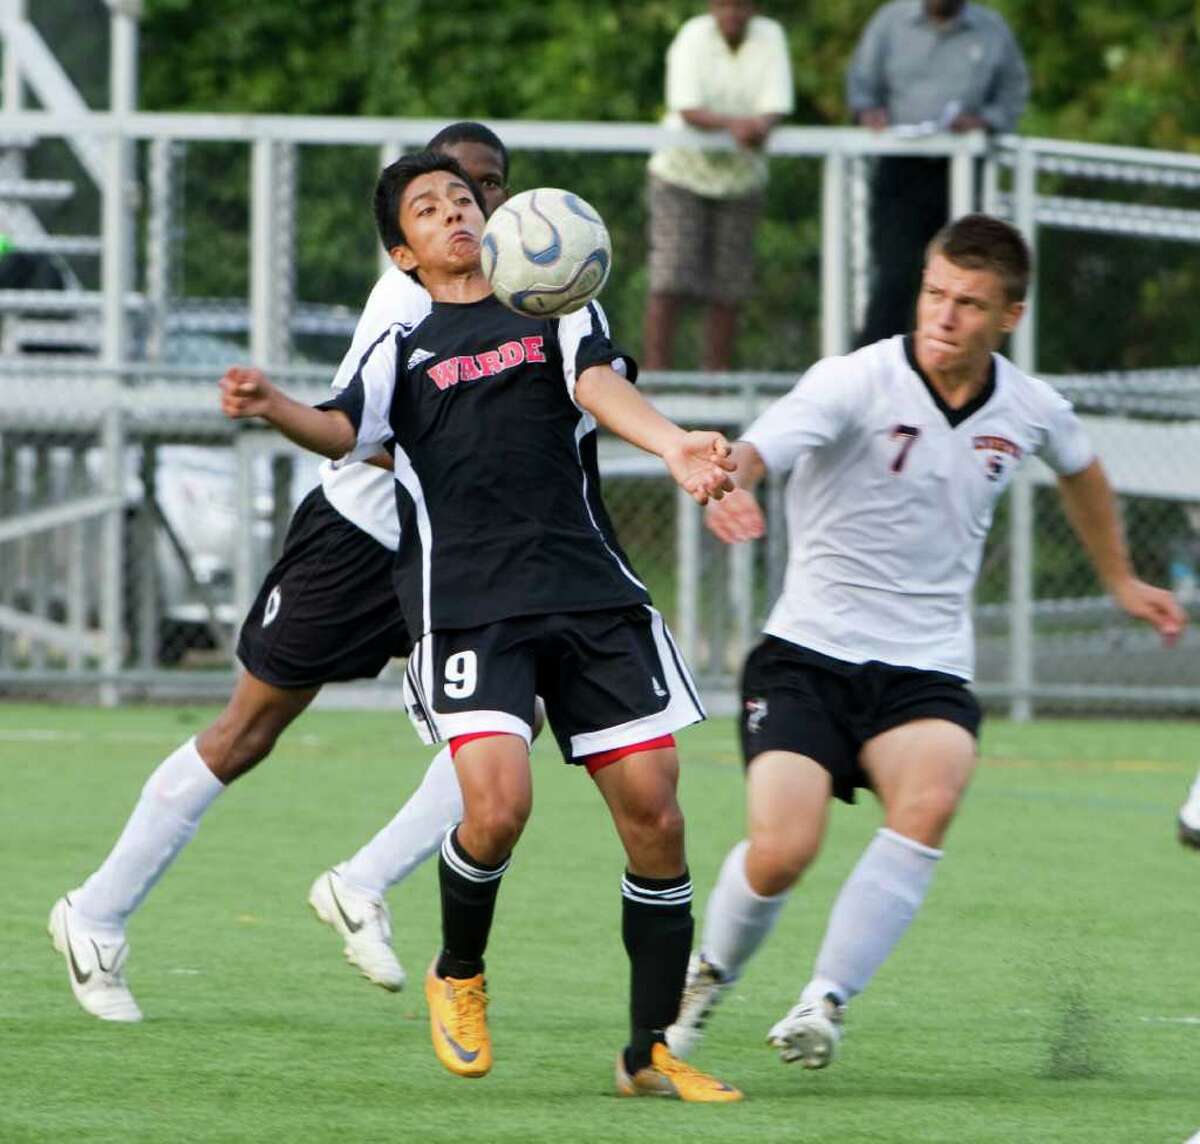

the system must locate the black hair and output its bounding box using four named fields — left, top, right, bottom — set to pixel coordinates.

left=927, top=213, right=1032, bottom=302
left=373, top=151, right=486, bottom=253
left=425, top=121, right=509, bottom=182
